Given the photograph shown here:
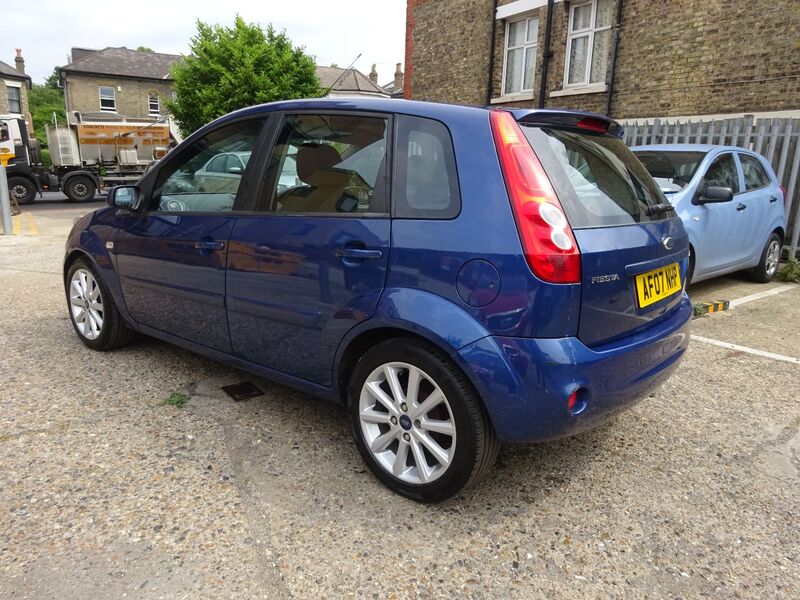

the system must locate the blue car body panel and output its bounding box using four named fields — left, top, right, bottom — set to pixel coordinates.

left=456, top=295, right=692, bottom=442
left=632, top=144, right=787, bottom=283
left=65, top=98, right=692, bottom=444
